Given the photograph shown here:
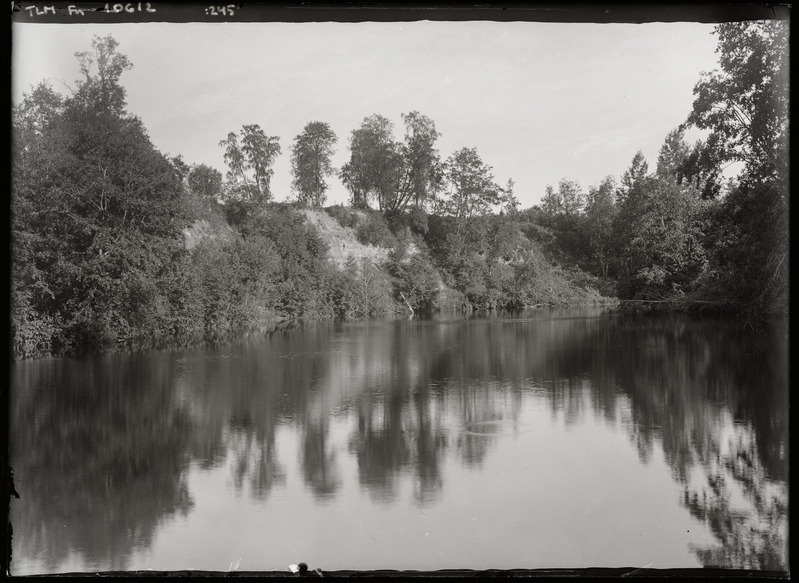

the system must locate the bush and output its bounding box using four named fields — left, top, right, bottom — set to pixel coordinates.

left=325, top=204, right=359, bottom=229
left=10, top=293, right=61, bottom=358
left=356, top=216, right=397, bottom=248
left=435, top=286, right=469, bottom=312
left=223, top=198, right=258, bottom=229
left=332, top=258, right=396, bottom=318
left=406, top=206, right=429, bottom=235
left=391, top=254, right=441, bottom=314
left=384, top=206, right=429, bottom=236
